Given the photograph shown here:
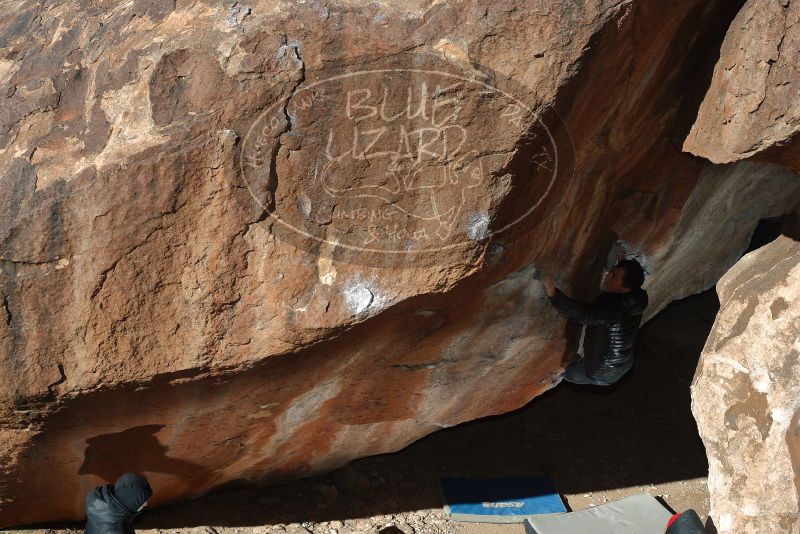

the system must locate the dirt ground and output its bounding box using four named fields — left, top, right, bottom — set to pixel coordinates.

left=10, top=289, right=719, bottom=534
